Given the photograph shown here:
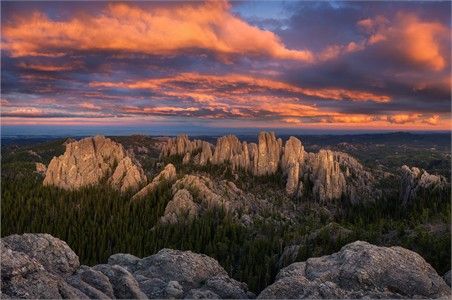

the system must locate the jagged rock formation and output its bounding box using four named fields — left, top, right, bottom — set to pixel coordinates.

left=303, top=150, right=346, bottom=202
left=160, top=174, right=259, bottom=224
left=160, top=189, right=199, bottom=224
left=43, top=136, right=146, bottom=192
left=211, top=135, right=243, bottom=165
left=159, top=134, right=202, bottom=158
left=281, top=137, right=304, bottom=195
left=1, top=233, right=251, bottom=299
left=259, top=241, right=450, bottom=299
left=254, top=131, right=282, bottom=176
left=131, top=164, right=176, bottom=201
left=400, top=165, right=448, bottom=204
left=160, top=132, right=377, bottom=202
left=35, top=162, right=47, bottom=175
